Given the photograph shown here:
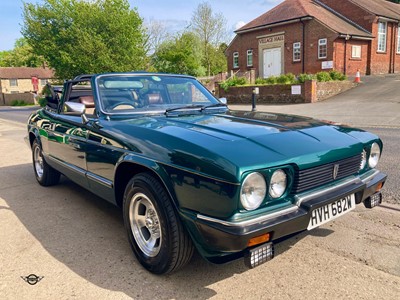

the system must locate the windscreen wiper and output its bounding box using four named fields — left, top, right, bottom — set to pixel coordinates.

left=165, top=104, right=204, bottom=115
left=201, top=103, right=227, bottom=111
